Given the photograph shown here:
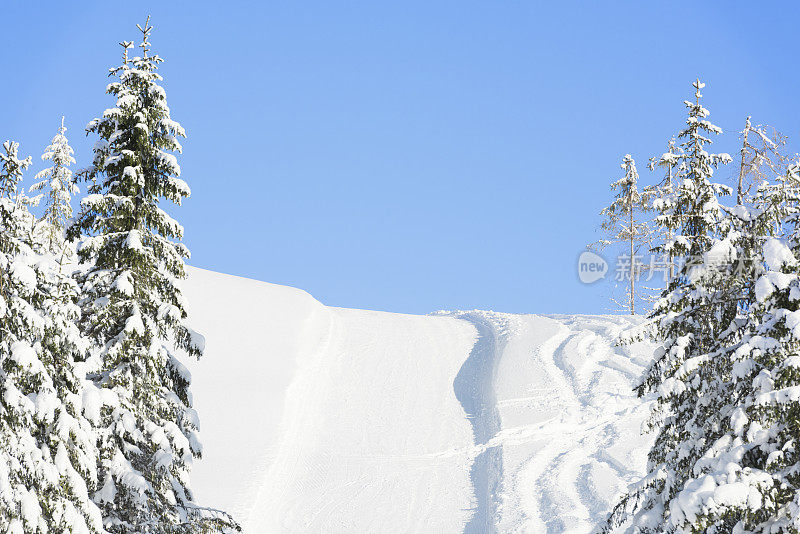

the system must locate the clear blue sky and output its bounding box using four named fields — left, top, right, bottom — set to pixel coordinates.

left=3, top=2, right=799, bottom=315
